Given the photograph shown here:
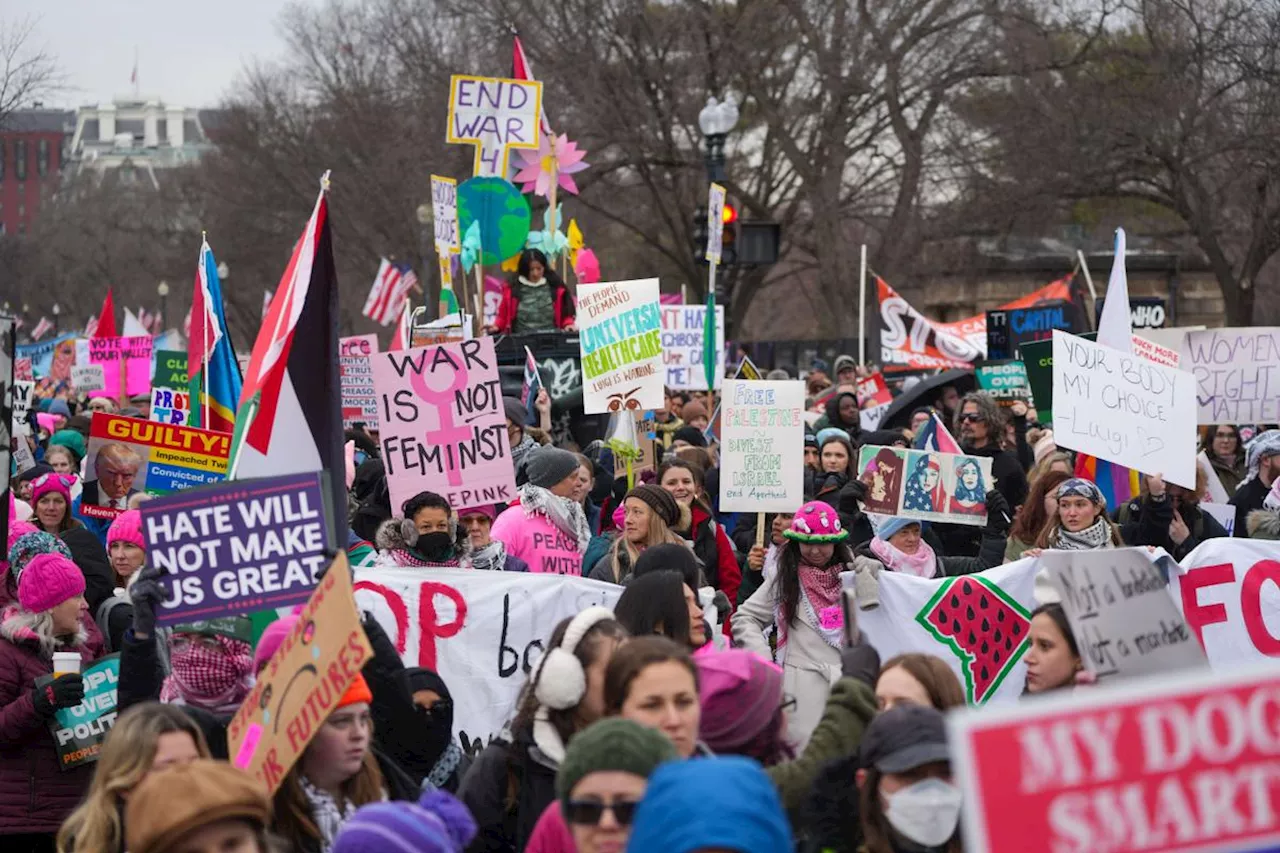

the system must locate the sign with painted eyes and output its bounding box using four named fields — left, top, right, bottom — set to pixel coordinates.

left=576, top=278, right=664, bottom=414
